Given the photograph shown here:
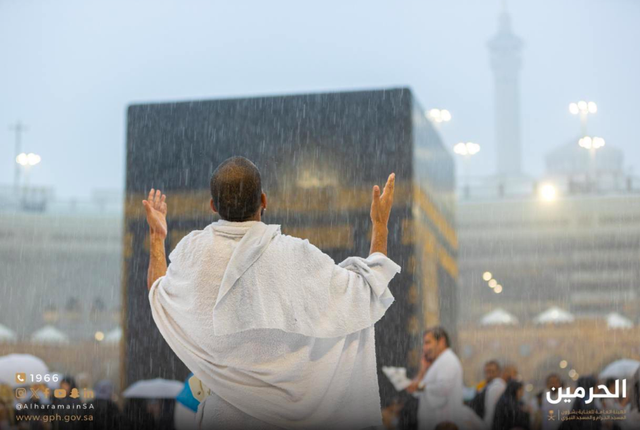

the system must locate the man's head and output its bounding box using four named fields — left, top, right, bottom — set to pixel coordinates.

left=546, top=373, right=563, bottom=390
left=423, top=326, right=450, bottom=362
left=605, top=378, right=618, bottom=391
left=210, top=156, right=266, bottom=221
left=484, top=360, right=501, bottom=383
left=502, top=364, right=518, bottom=382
